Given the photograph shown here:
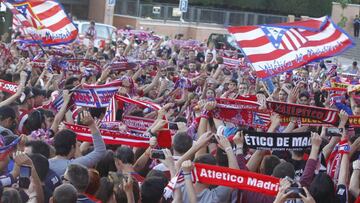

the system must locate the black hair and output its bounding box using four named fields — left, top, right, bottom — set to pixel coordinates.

left=115, top=146, right=135, bottom=165
left=299, top=91, right=310, bottom=99
left=0, top=106, right=16, bottom=121
left=64, top=77, right=79, bottom=89
left=309, top=172, right=336, bottom=203
left=95, top=150, right=117, bottom=177
left=25, top=110, right=44, bottom=132
left=216, top=148, right=228, bottom=167
left=272, top=162, right=295, bottom=179
left=263, top=155, right=281, bottom=176
left=194, top=154, right=217, bottom=165
left=28, top=153, right=49, bottom=182
left=88, top=108, right=106, bottom=120
left=96, top=177, right=114, bottom=203
left=1, top=188, right=22, bottom=203
left=146, top=170, right=168, bottom=183
left=140, top=177, right=167, bottom=203
left=53, top=184, right=77, bottom=203
left=66, top=164, right=89, bottom=192
left=173, top=132, right=193, bottom=154
left=25, top=140, right=50, bottom=158
left=53, top=129, right=77, bottom=156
